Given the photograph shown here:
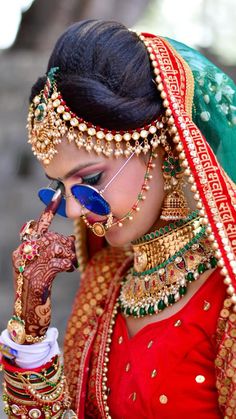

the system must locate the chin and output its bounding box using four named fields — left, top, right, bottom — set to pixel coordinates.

left=104, top=222, right=144, bottom=247
left=105, top=225, right=133, bottom=247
